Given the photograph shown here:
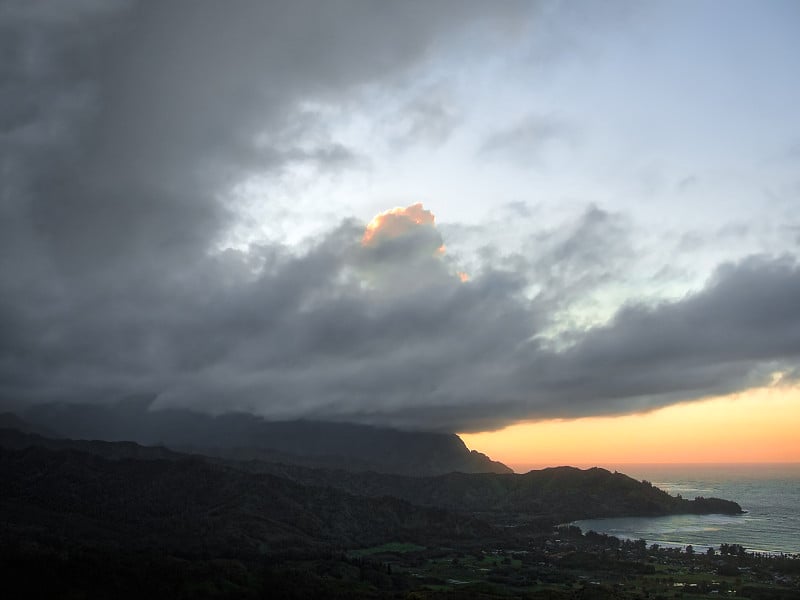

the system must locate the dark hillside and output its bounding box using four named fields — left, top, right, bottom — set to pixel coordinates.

left=23, top=402, right=510, bottom=475
left=1, top=428, right=742, bottom=529
left=231, top=461, right=743, bottom=523
left=0, top=444, right=494, bottom=556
